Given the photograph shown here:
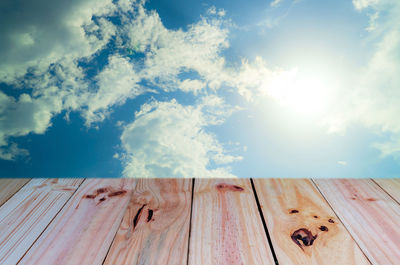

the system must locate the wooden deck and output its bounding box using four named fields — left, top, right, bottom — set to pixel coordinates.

left=0, top=178, right=399, bottom=265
